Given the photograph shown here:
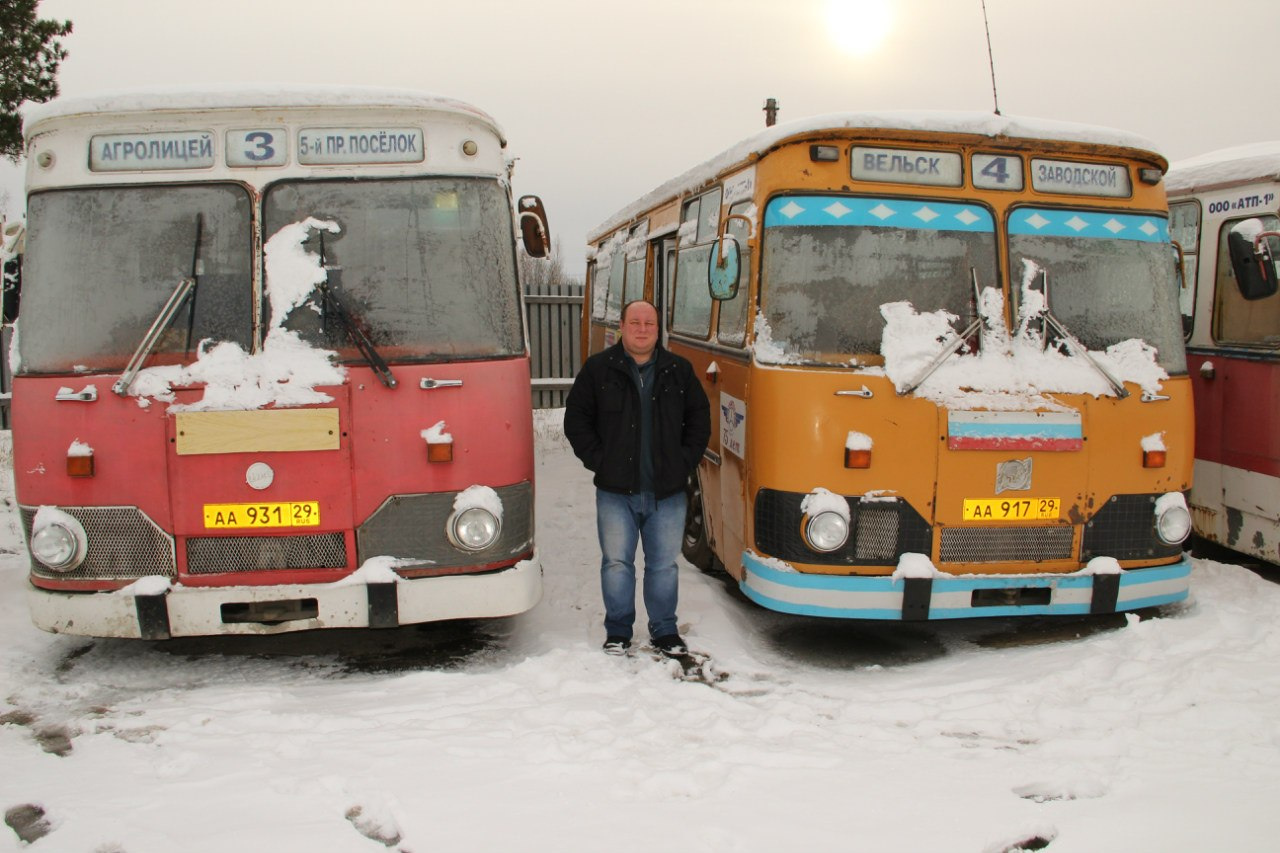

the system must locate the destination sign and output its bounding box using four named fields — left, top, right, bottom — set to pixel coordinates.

left=852, top=146, right=963, bottom=187
left=297, top=127, right=425, bottom=165
left=90, top=131, right=215, bottom=172
left=1031, top=158, right=1131, bottom=197
left=225, top=128, right=288, bottom=167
